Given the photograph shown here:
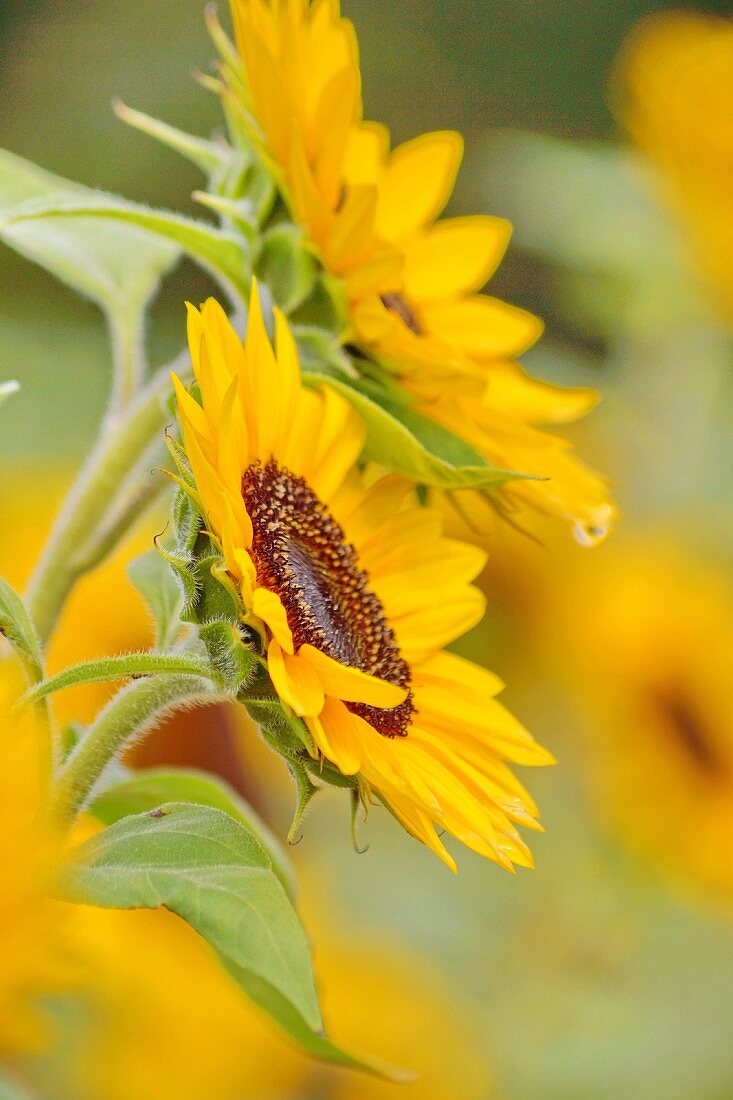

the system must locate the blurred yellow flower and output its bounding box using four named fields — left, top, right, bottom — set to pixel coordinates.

left=225, top=0, right=614, bottom=543
left=0, top=648, right=489, bottom=1099
left=0, top=471, right=153, bottom=727
left=0, top=660, right=66, bottom=1060
left=558, top=537, right=733, bottom=905
left=0, top=659, right=287, bottom=1100
left=299, top=914, right=492, bottom=1100
left=619, top=12, right=733, bottom=323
